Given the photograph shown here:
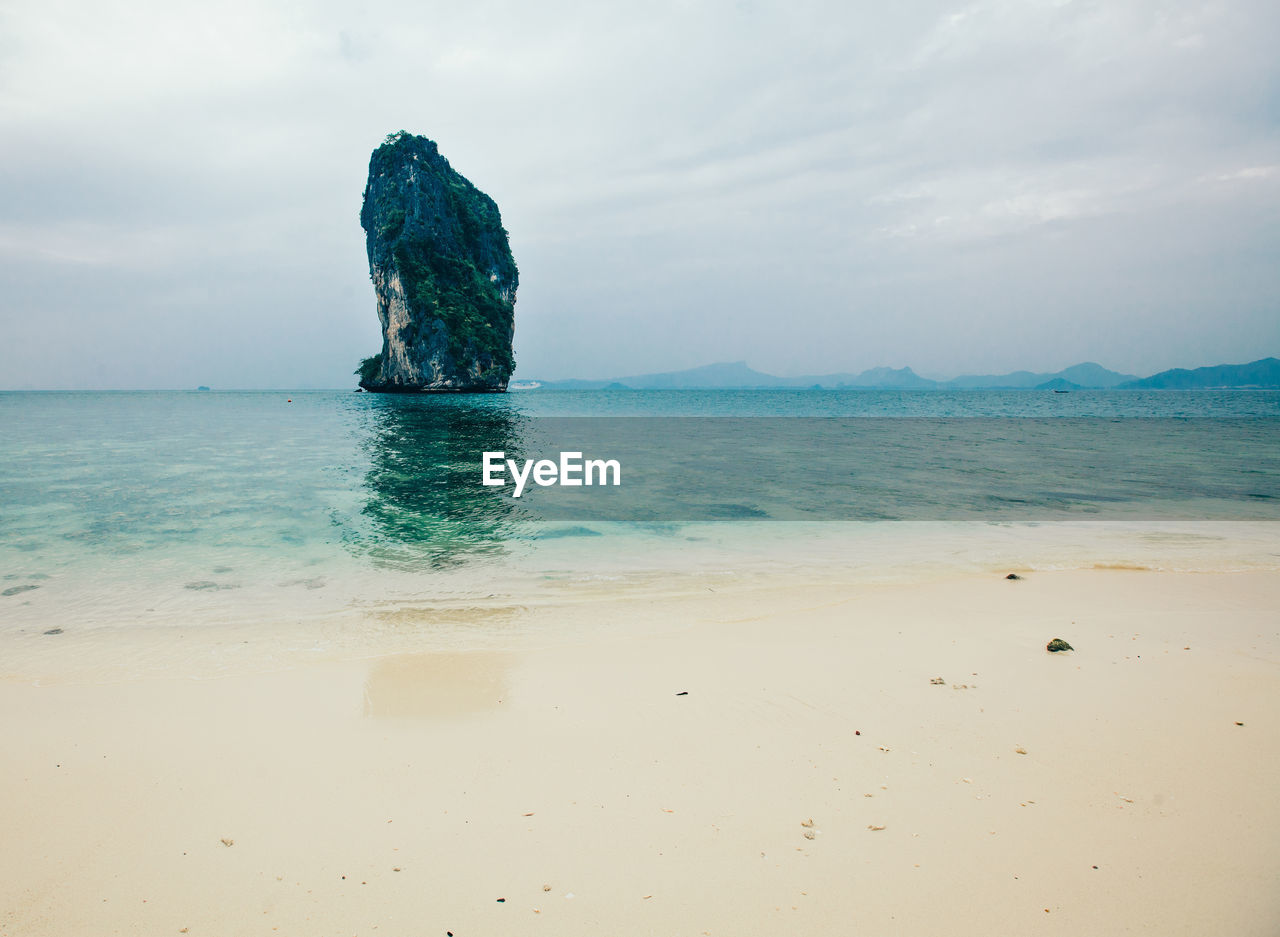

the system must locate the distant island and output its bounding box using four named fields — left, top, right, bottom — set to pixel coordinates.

left=356, top=132, right=518, bottom=393
left=518, top=357, right=1280, bottom=390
